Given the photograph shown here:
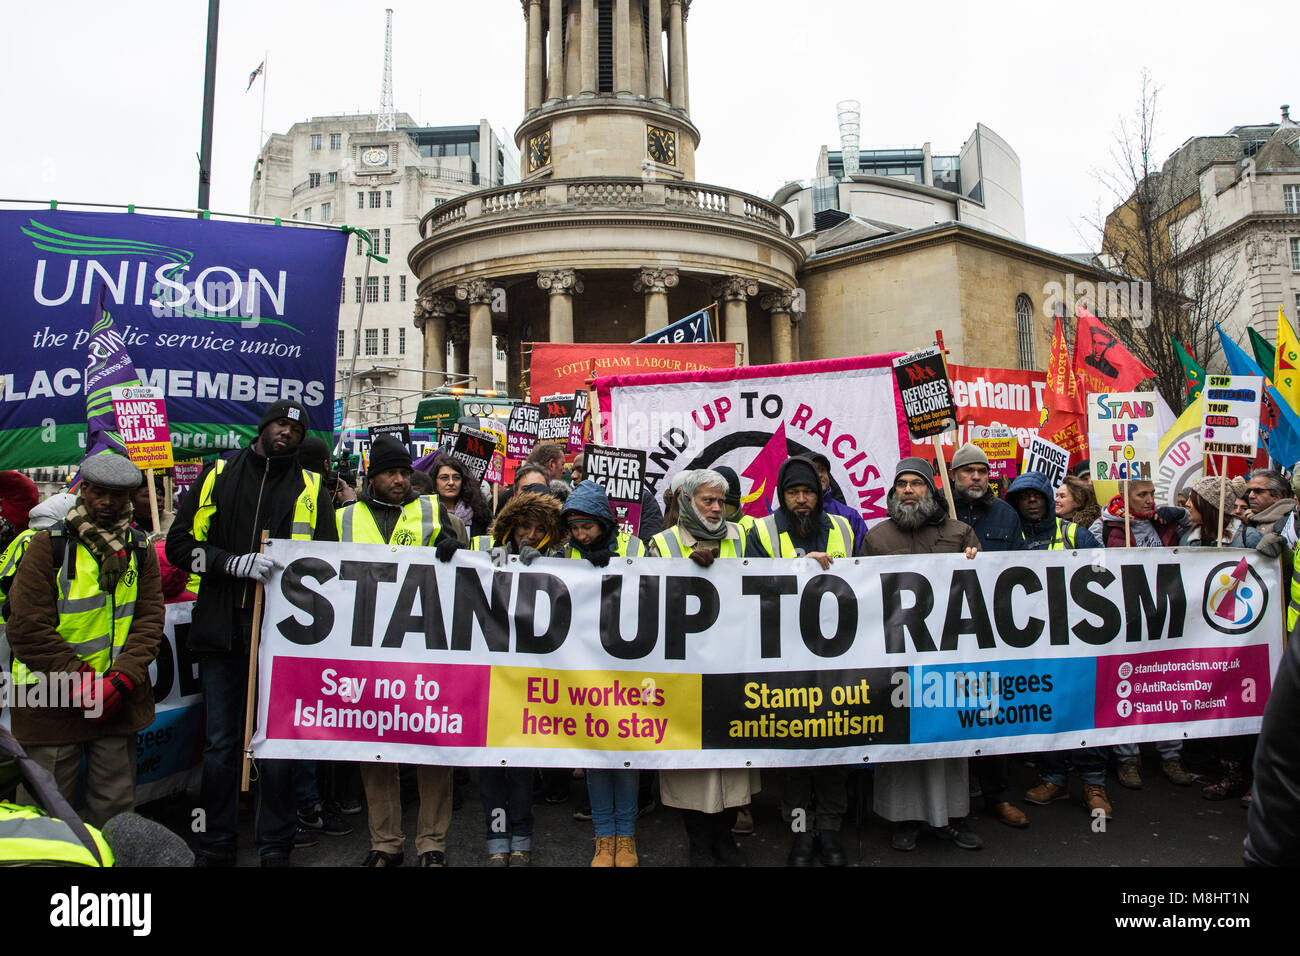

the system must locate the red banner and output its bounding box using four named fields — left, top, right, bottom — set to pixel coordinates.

left=907, top=363, right=1048, bottom=458
left=529, top=342, right=738, bottom=400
